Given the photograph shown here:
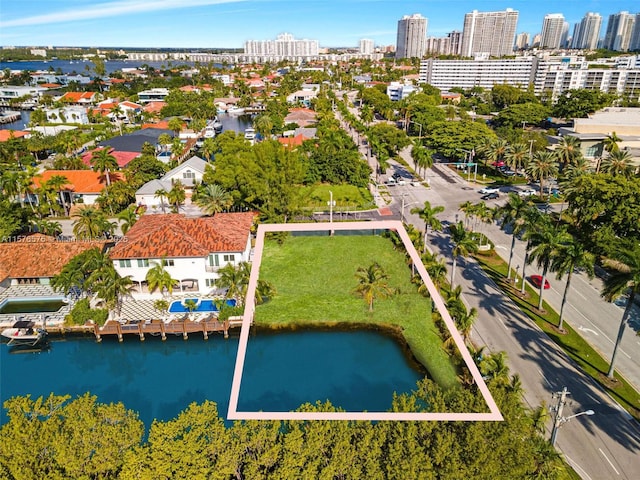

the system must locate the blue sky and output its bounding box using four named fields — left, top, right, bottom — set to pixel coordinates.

left=0, top=1, right=637, bottom=49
